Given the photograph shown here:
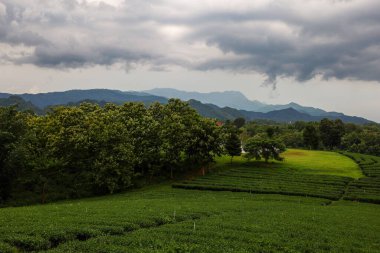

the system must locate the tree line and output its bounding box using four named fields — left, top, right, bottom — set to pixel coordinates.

left=0, top=99, right=227, bottom=205
left=239, top=118, right=380, bottom=155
